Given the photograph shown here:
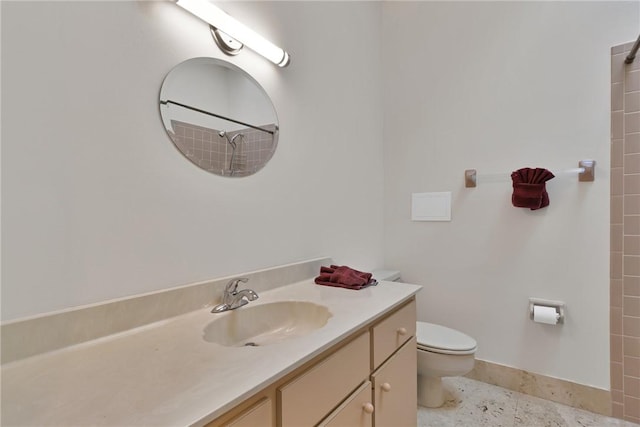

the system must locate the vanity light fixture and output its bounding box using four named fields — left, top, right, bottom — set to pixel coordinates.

left=176, top=0, right=290, bottom=67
